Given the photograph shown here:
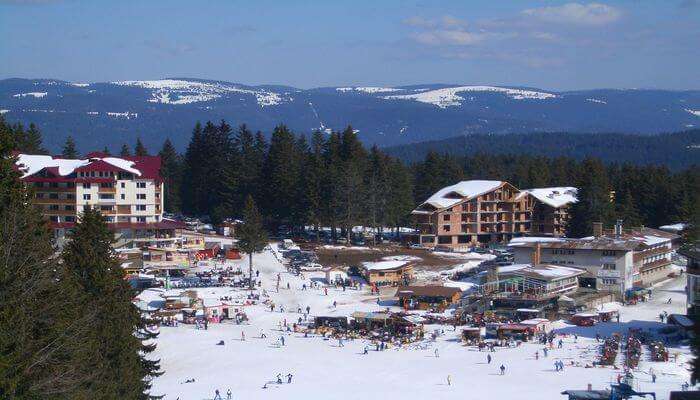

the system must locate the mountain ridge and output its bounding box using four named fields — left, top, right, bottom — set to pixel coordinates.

left=1, top=77, right=699, bottom=153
